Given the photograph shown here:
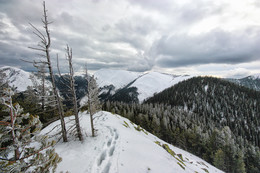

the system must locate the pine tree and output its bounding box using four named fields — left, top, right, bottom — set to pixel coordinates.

left=213, top=149, right=226, bottom=172
left=0, top=88, right=61, bottom=172
left=235, top=150, right=246, bottom=173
